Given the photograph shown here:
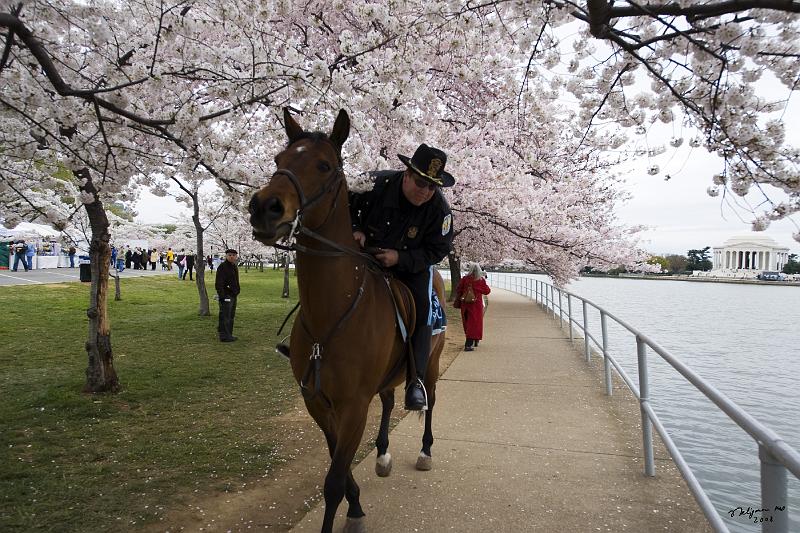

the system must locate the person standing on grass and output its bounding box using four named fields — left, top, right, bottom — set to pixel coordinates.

left=215, top=249, right=240, bottom=342
left=183, top=252, right=195, bottom=281
left=166, top=247, right=175, bottom=270
left=176, top=249, right=186, bottom=279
